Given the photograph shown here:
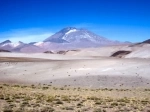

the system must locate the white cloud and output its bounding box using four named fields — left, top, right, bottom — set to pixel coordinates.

left=0, top=28, right=54, bottom=43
